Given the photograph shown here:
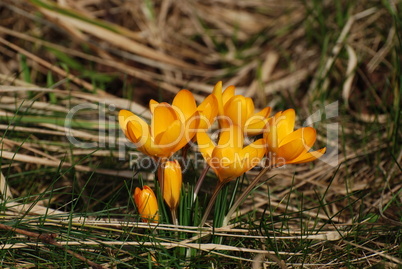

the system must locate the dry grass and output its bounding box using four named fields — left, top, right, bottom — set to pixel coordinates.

left=0, top=0, right=401, bottom=268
